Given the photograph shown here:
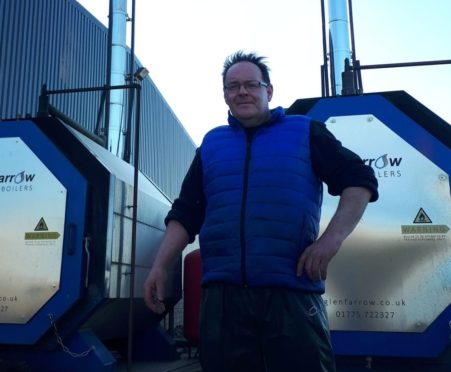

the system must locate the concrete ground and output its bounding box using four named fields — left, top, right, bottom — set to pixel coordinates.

left=118, top=348, right=201, bottom=372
